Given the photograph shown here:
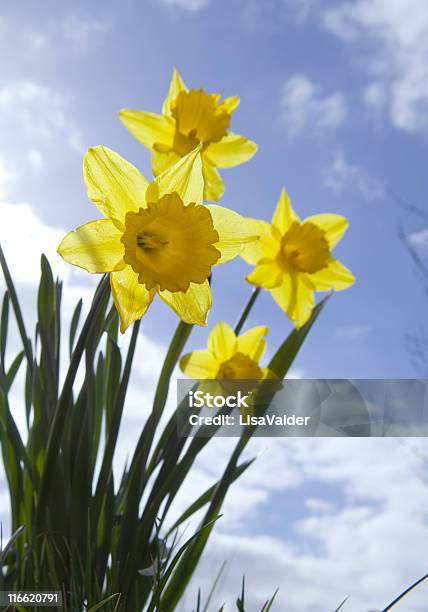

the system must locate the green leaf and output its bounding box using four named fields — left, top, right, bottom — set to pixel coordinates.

left=0, top=243, right=33, bottom=364
left=261, top=587, right=279, bottom=612
left=0, top=292, right=9, bottom=368
left=4, top=351, right=24, bottom=393
left=69, top=298, right=83, bottom=357
left=148, top=517, right=221, bottom=611
left=167, top=458, right=255, bottom=535
left=382, top=573, right=428, bottom=610
left=35, top=275, right=110, bottom=532
left=268, top=295, right=330, bottom=378
left=87, top=593, right=121, bottom=612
